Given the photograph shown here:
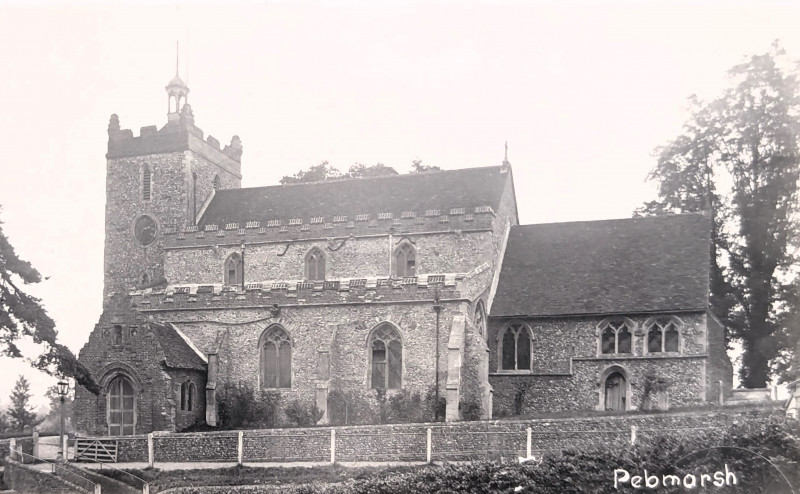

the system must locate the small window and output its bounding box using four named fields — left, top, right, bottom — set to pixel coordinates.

left=305, top=248, right=326, bottom=281
left=393, top=243, right=416, bottom=277
left=213, top=175, right=221, bottom=191
left=598, top=319, right=633, bottom=355
left=497, top=322, right=533, bottom=372
left=142, top=164, right=151, bottom=201
left=645, top=317, right=682, bottom=353
left=369, top=323, right=402, bottom=389
left=180, top=381, right=196, bottom=411
left=224, top=253, right=243, bottom=285
left=260, top=326, right=292, bottom=389
left=113, top=325, right=124, bottom=346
